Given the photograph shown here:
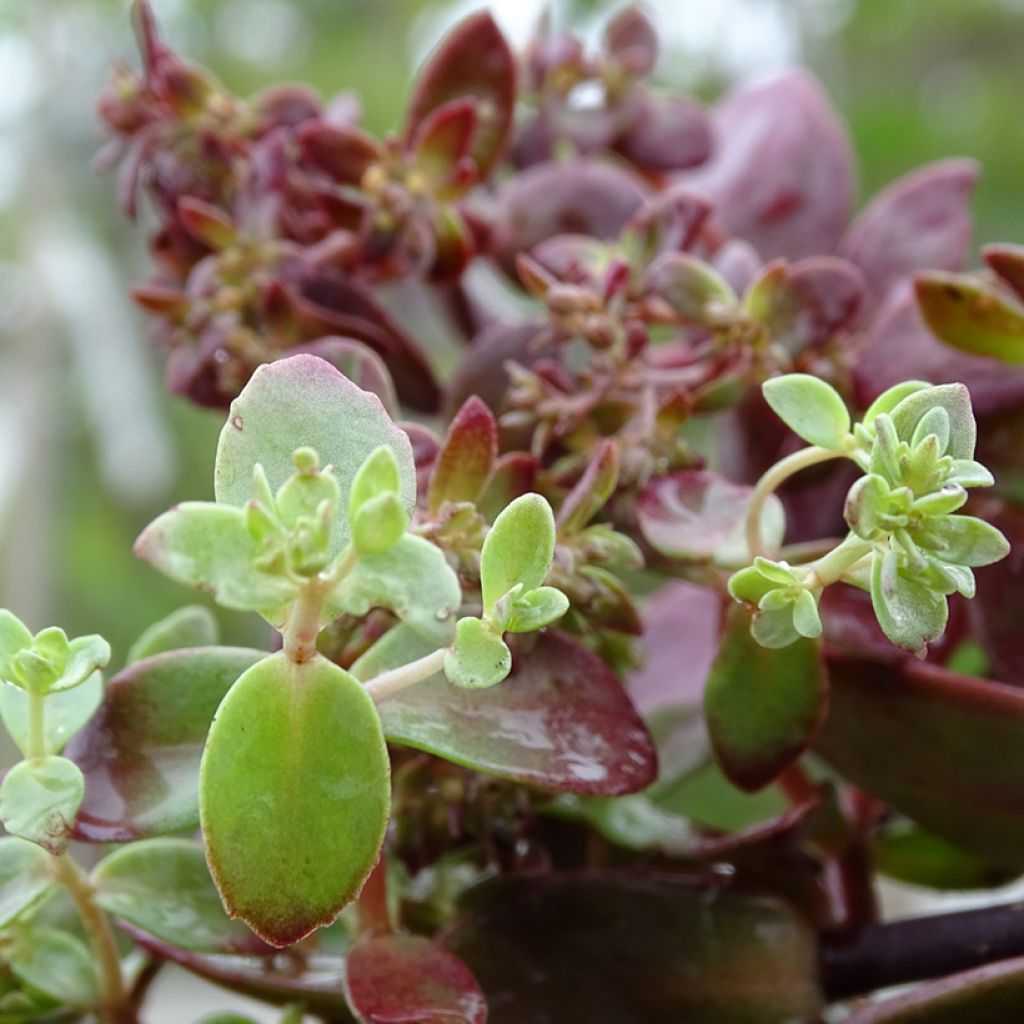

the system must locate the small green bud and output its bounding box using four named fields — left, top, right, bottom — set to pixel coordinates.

left=351, top=492, right=408, bottom=556
left=349, top=446, right=401, bottom=522
left=292, top=446, right=320, bottom=474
